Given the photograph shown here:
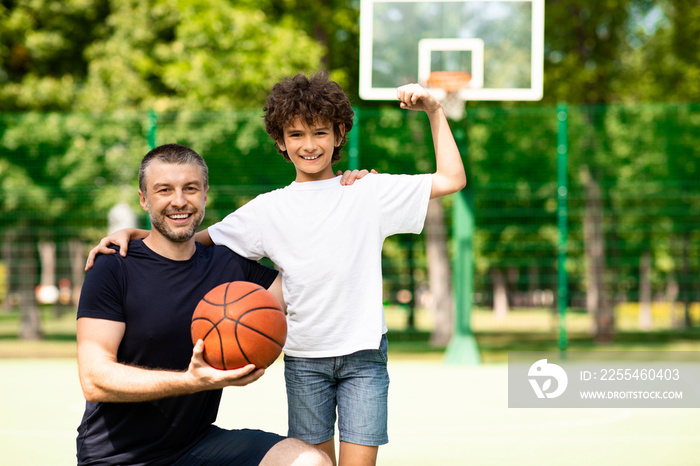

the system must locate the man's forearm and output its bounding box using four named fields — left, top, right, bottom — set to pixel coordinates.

left=79, top=360, right=197, bottom=403
left=78, top=338, right=263, bottom=403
